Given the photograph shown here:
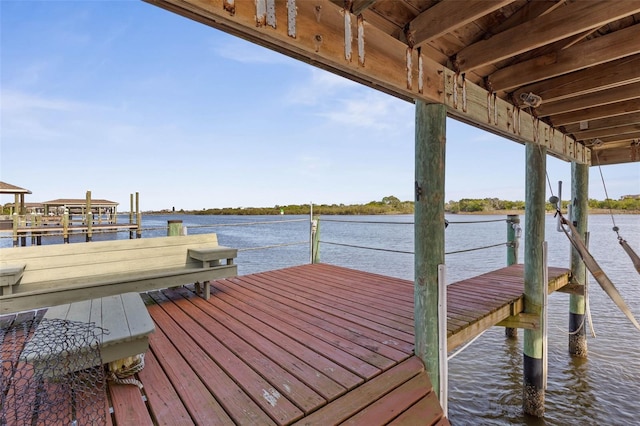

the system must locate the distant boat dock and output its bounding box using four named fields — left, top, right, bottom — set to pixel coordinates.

left=1, top=190, right=142, bottom=246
